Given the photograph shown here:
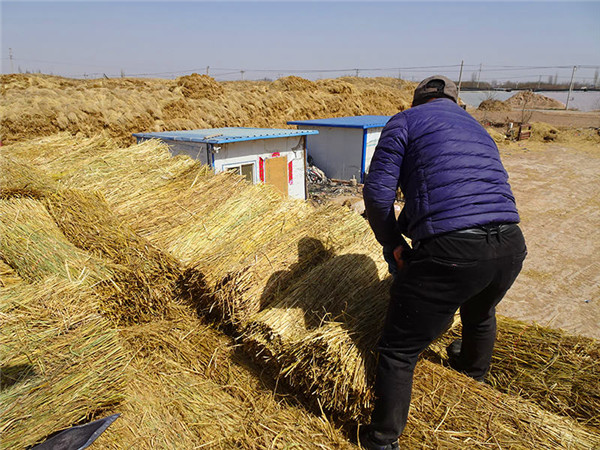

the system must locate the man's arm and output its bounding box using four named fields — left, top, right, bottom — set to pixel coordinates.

left=363, top=114, right=408, bottom=249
